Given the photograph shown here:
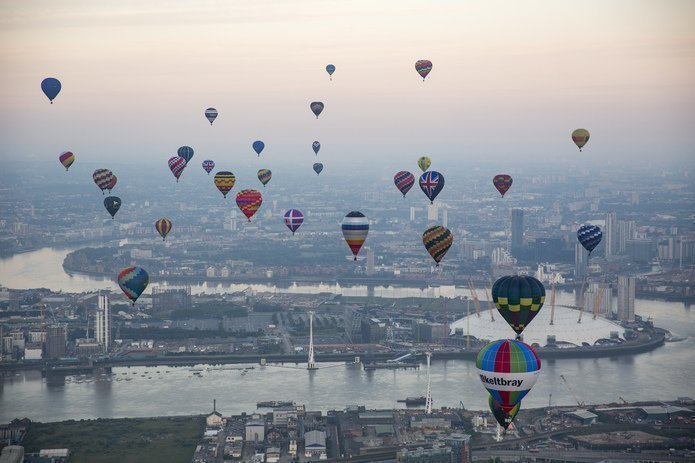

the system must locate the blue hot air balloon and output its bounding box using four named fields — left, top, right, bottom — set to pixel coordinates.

left=577, top=224, right=603, bottom=255
left=419, top=171, right=445, bottom=204
left=313, top=163, right=323, bottom=175
left=253, top=140, right=265, bottom=157
left=41, top=78, right=62, bottom=103
left=104, top=196, right=121, bottom=219
left=312, top=141, right=321, bottom=155
left=326, top=64, right=336, bottom=80
left=117, top=266, right=149, bottom=305
left=177, top=146, right=194, bottom=164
